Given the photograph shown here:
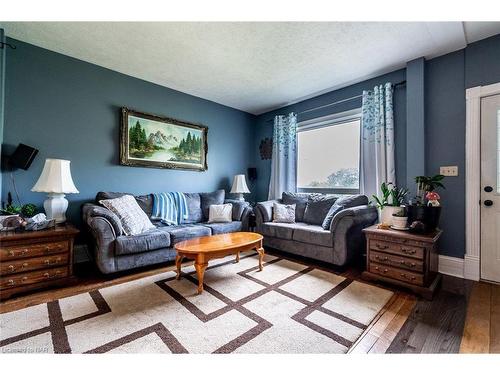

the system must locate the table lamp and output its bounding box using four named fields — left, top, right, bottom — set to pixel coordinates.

left=31, top=159, right=79, bottom=223
left=230, top=174, right=250, bottom=201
